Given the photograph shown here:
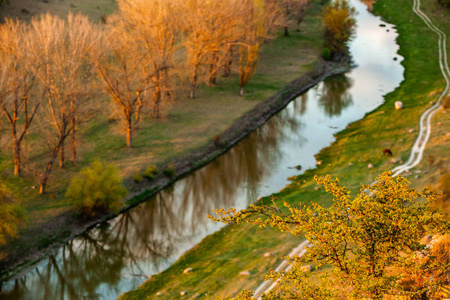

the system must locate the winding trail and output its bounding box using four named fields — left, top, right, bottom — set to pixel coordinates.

left=253, top=0, right=449, bottom=298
